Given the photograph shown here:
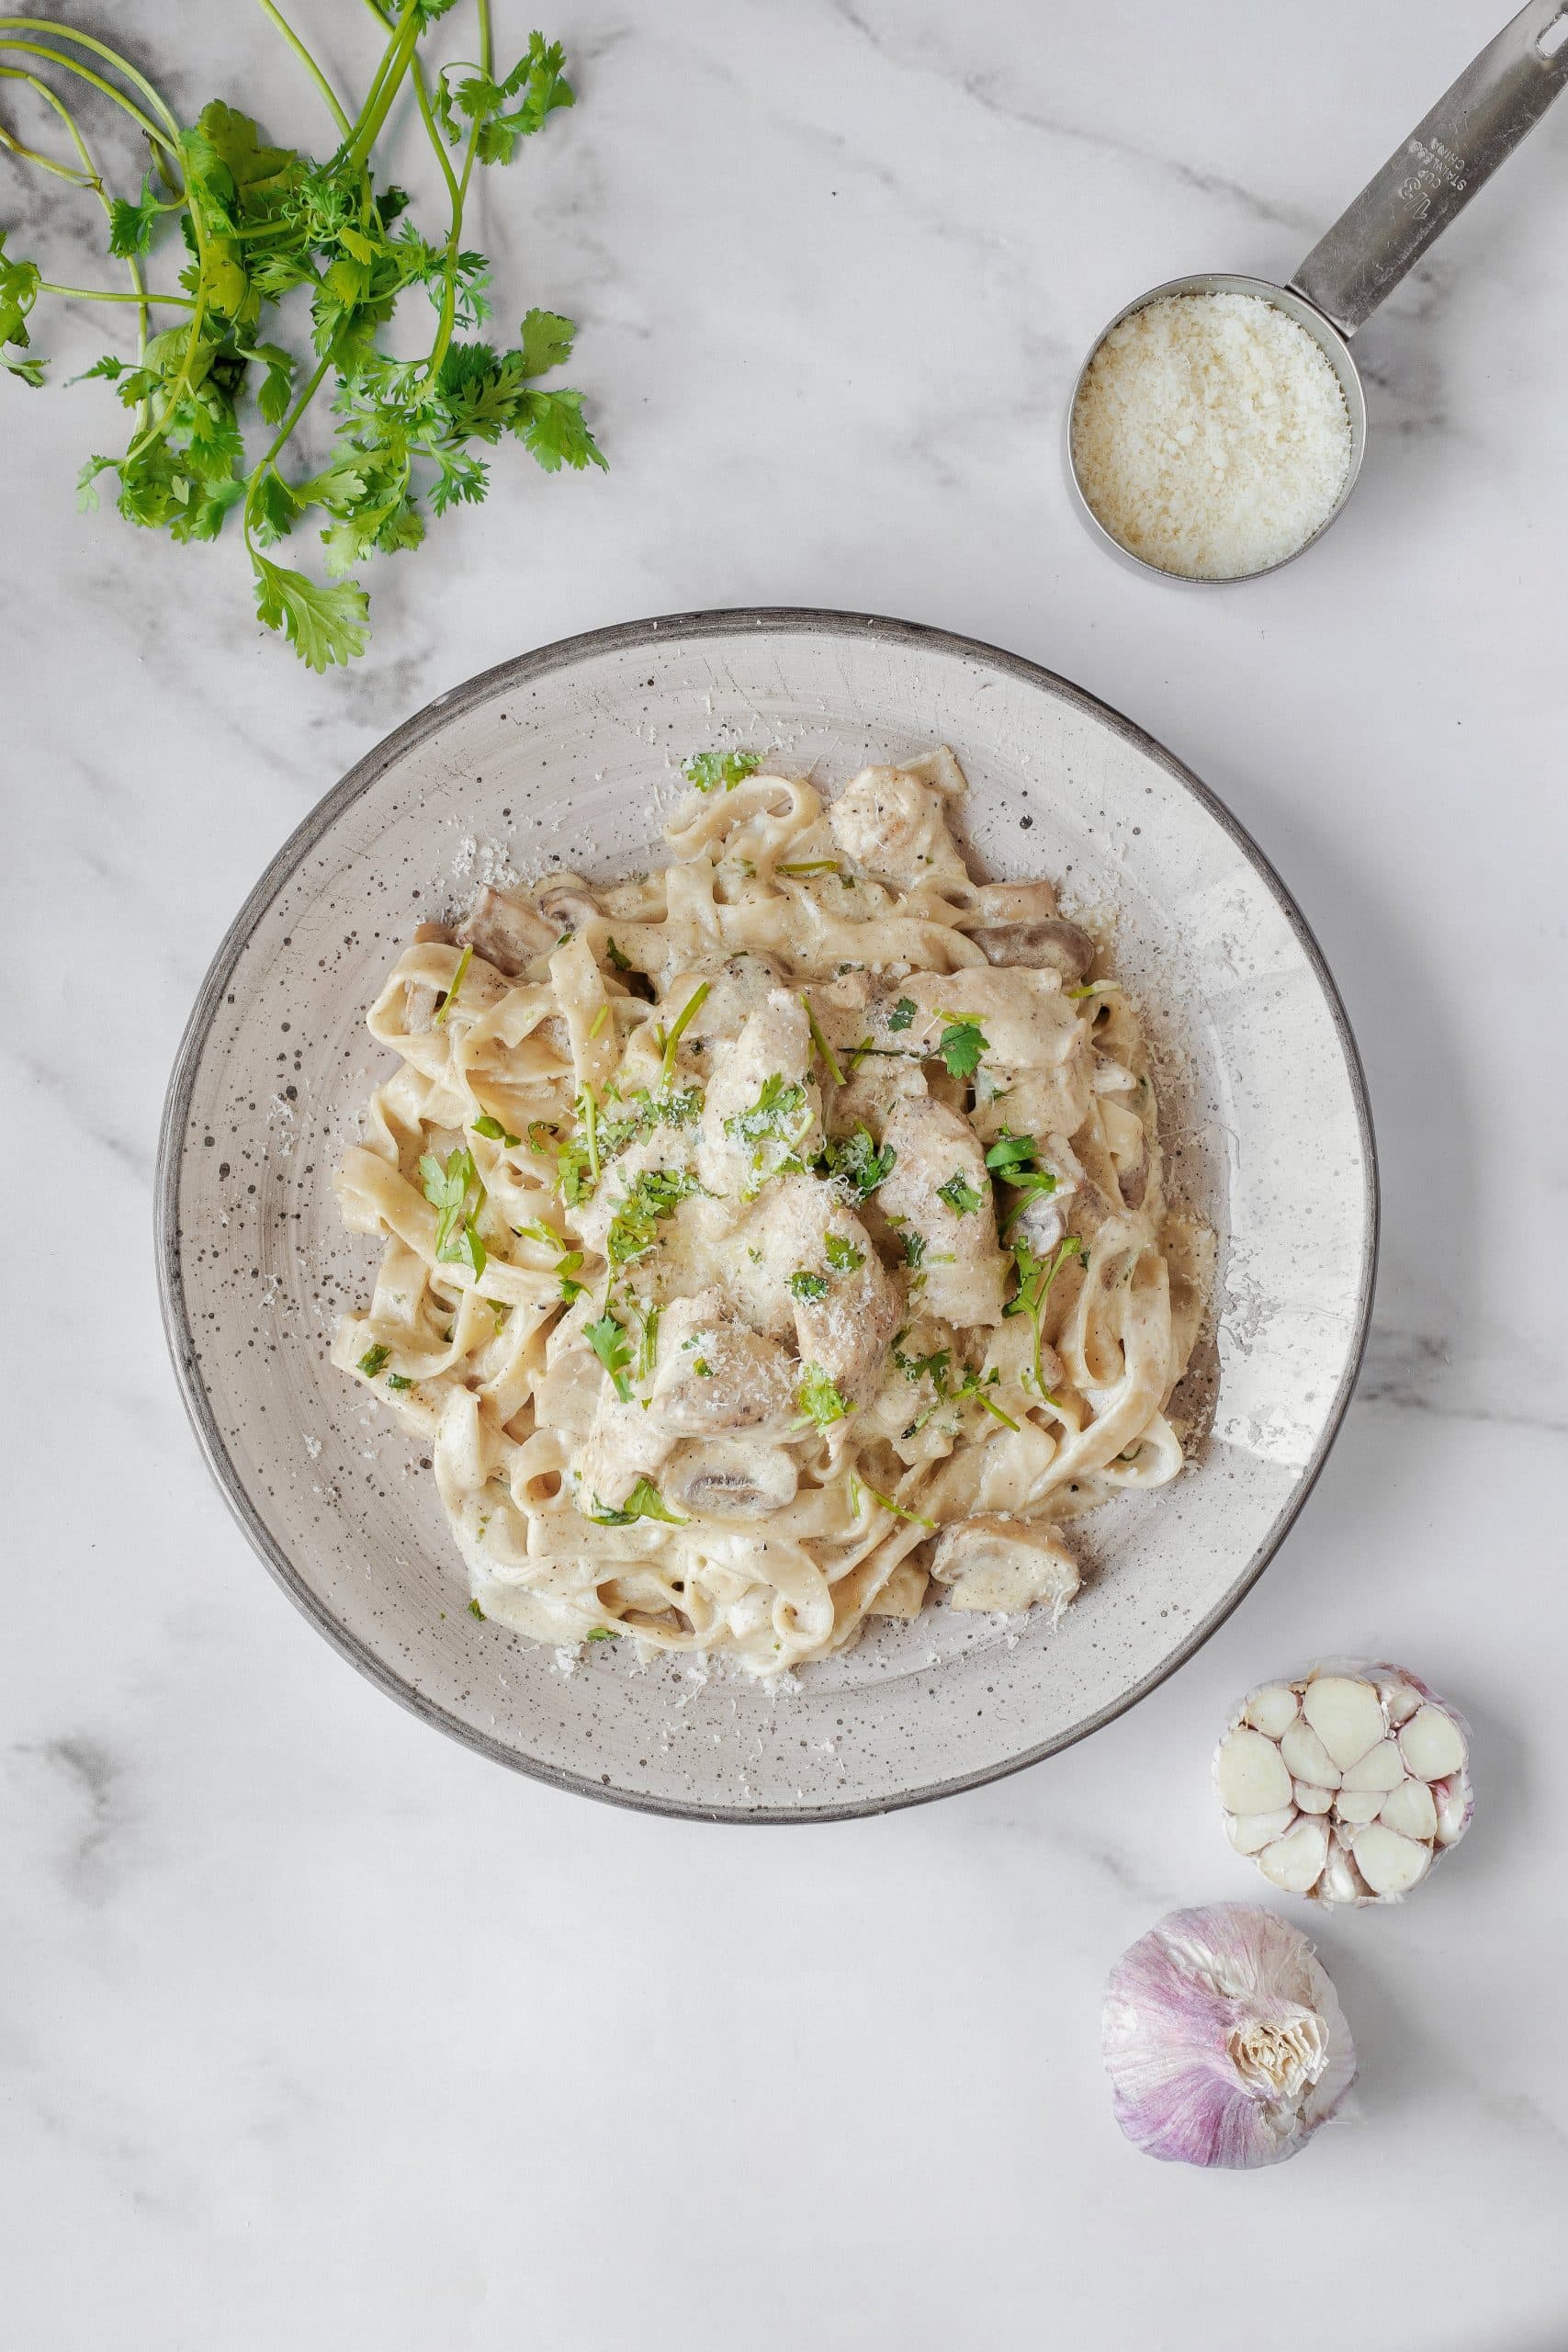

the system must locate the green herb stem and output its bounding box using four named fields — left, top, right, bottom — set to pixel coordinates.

left=254, top=0, right=352, bottom=138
